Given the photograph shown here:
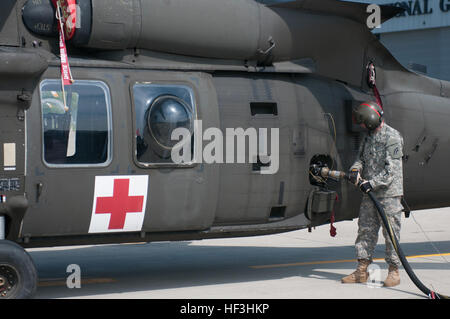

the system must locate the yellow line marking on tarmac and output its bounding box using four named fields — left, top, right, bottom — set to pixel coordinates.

left=250, top=252, right=450, bottom=269
left=120, top=242, right=147, bottom=245
left=38, top=278, right=116, bottom=287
